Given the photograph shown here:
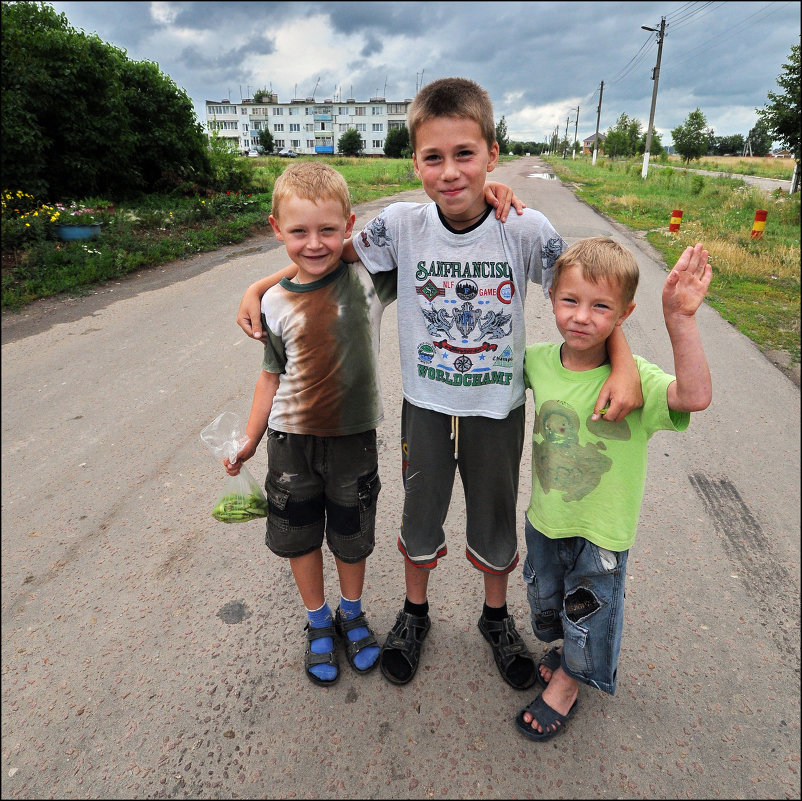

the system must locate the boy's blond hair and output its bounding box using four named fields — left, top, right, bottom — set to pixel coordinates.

left=407, top=77, right=496, bottom=153
left=552, top=237, right=640, bottom=306
left=271, top=161, right=351, bottom=221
